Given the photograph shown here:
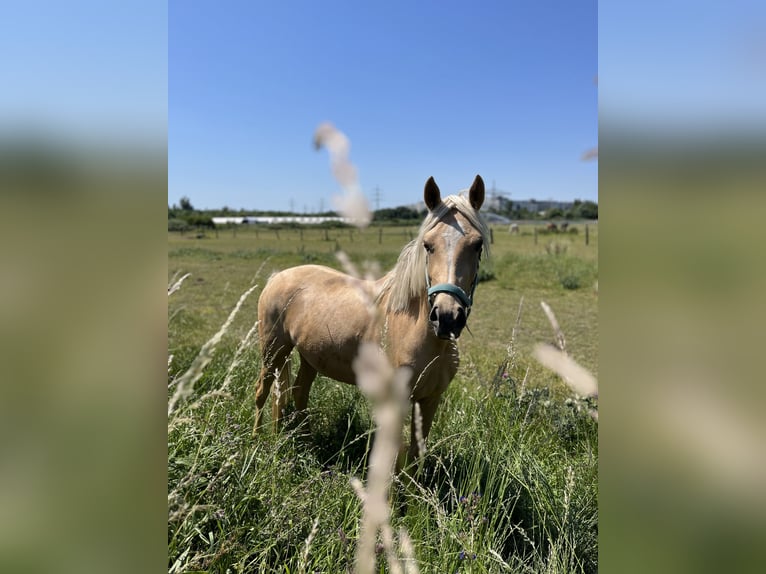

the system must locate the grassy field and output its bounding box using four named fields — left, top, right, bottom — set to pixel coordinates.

left=168, top=221, right=598, bottom=573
